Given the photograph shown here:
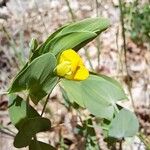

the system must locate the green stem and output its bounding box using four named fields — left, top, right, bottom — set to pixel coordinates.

left=40, top=79, right=59, bottom=116
left=85, top=48, right=94, bottom=71
left=40, top=93, right=51, bottom=116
